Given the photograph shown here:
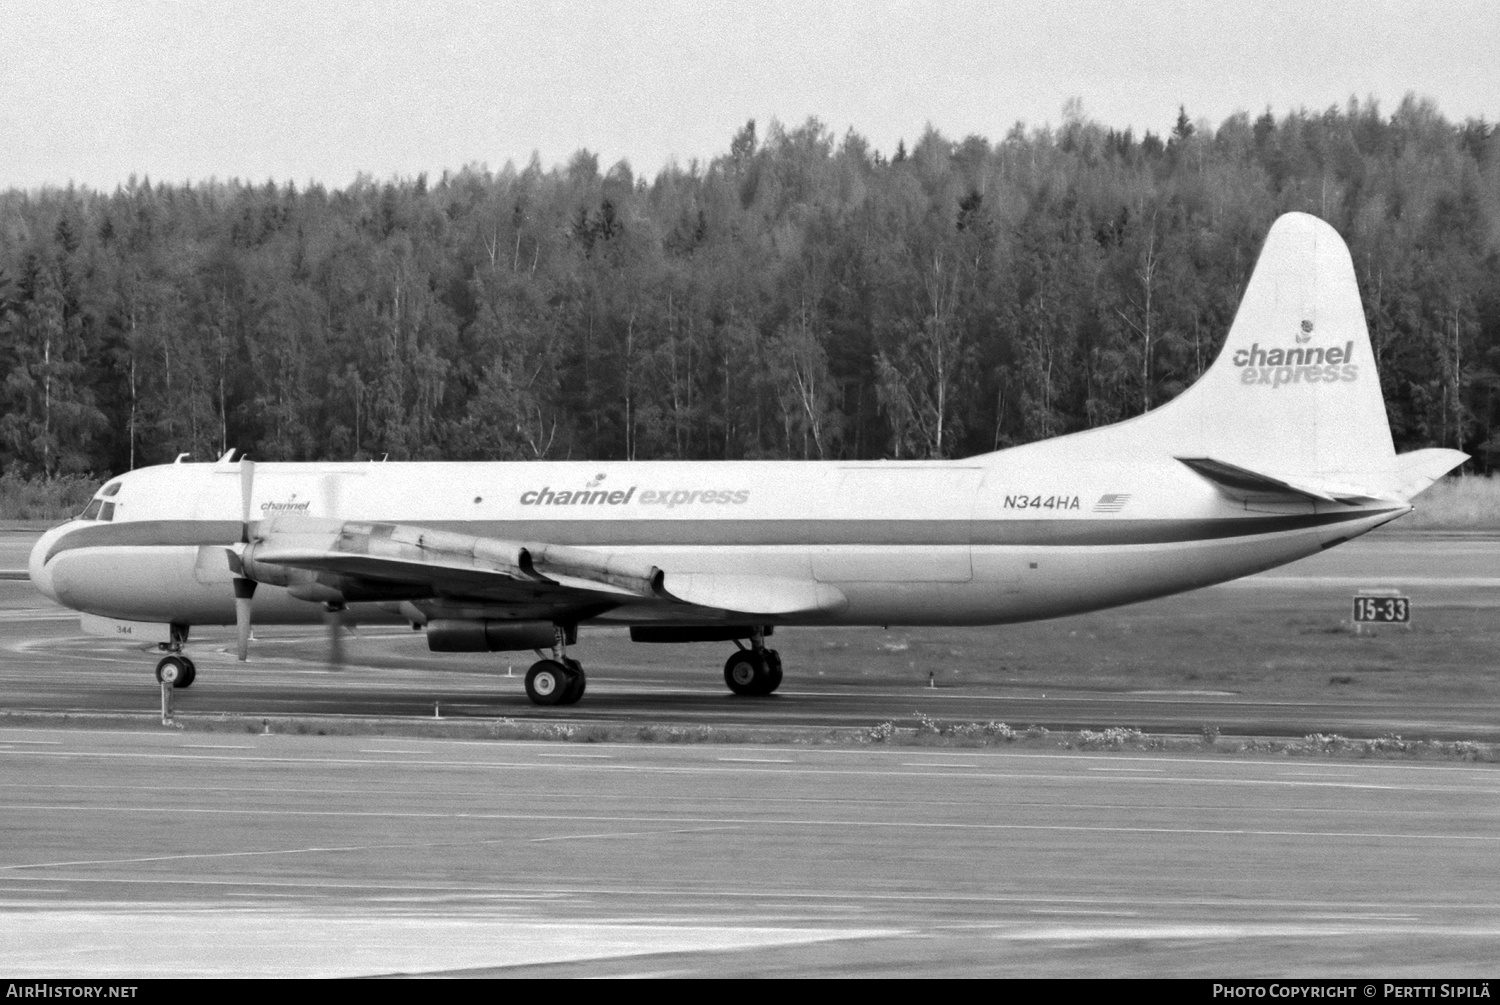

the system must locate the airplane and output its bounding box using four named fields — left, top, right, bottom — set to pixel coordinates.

left=28, top=212, right=1466, bottom=706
